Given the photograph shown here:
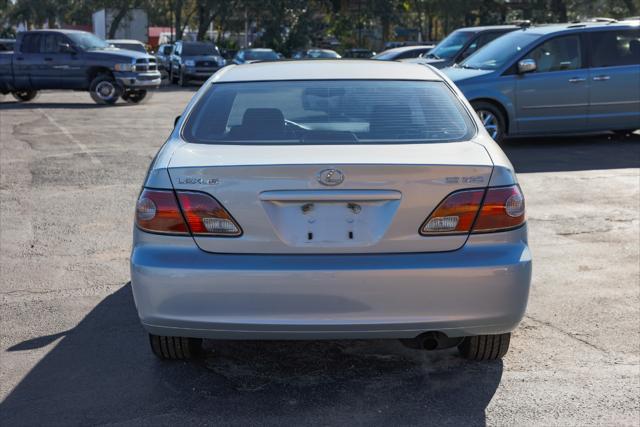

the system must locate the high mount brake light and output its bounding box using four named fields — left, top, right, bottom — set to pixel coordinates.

left=136, top=189, right=189, bottom=235
left=420, top=185, right=525, bottom=235
left=176, top=191, right=242, bottom=236
left=135, top=189, right=241, bottom=236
